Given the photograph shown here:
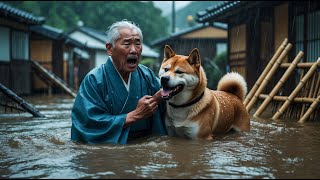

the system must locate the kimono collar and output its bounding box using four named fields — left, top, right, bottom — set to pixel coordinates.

left=109, top=57, right=131, bottom=91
